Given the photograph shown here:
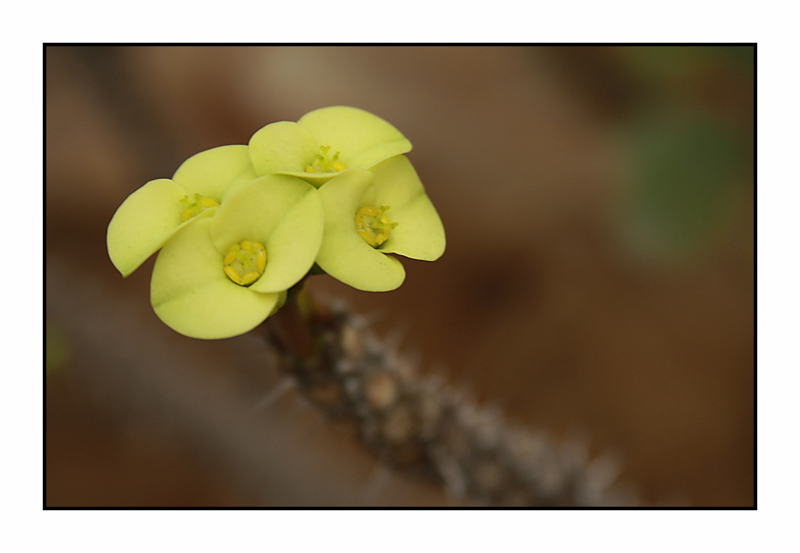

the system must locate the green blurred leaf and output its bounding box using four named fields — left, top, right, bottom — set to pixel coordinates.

left=620, top=114, right=744, bottom=262
left=625, top=45, right=754, bottom=81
